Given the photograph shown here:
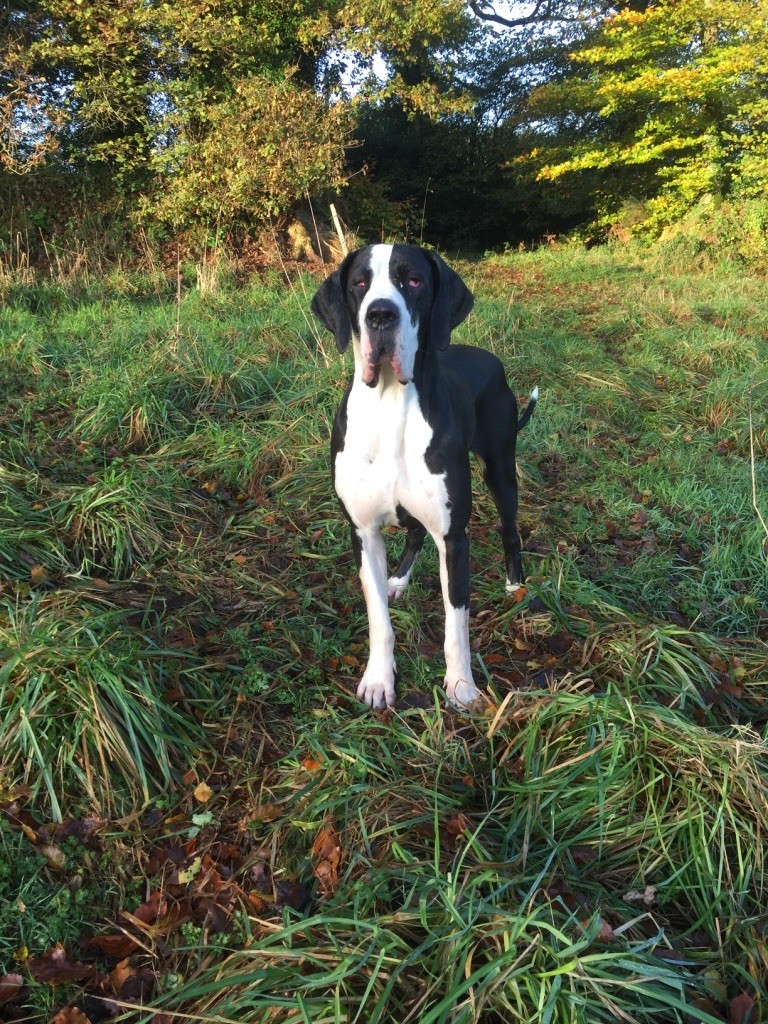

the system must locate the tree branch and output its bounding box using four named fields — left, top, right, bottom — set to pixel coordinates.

left=468, top=0, right=589, bottom=28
